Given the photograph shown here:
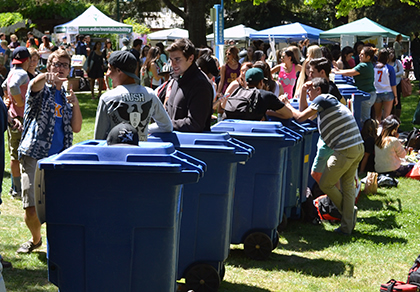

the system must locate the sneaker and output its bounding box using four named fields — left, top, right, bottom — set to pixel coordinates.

left=334, top=227, right=350, bottom=236
left=0, top=258, right=12, bottom=269
left=8, top=188, right=22, bottom=201
left=16, top=238, right=42, bottom=254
